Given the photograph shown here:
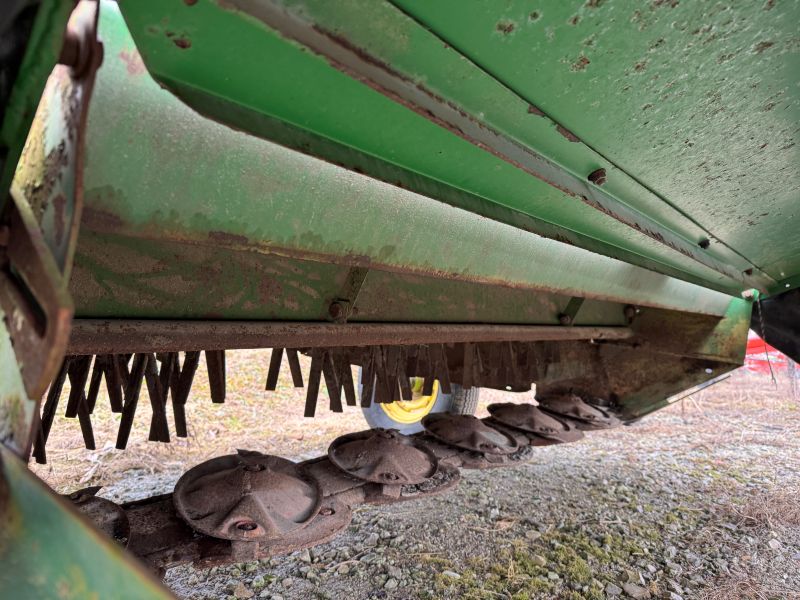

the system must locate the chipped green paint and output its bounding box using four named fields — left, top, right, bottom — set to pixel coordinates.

left=0, top=308, right=35, bottom=456
left=0, top=446, right=172, bottom=599
left=74, top=3, right=736, bottom=322
left=114, top=0, right=799, bottom=296
left=0, top=0, right=73, bottom=213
